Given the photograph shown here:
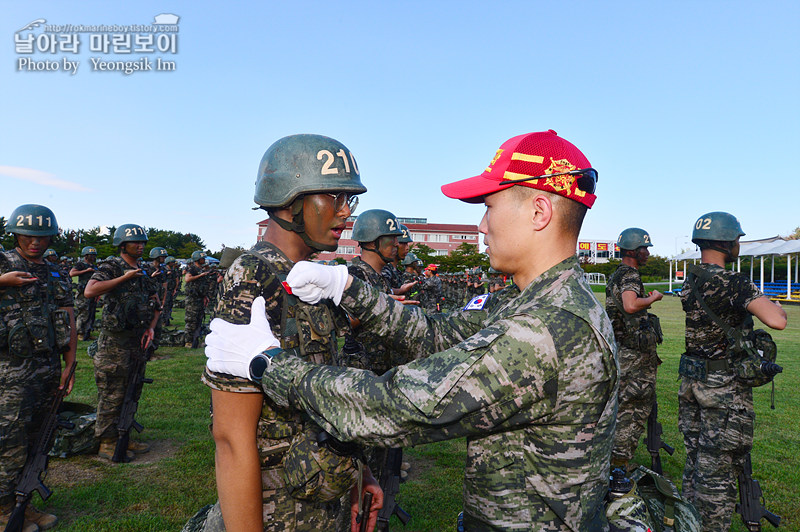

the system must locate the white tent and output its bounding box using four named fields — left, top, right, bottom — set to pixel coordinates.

left=669, top=237, right=800, bottom=300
